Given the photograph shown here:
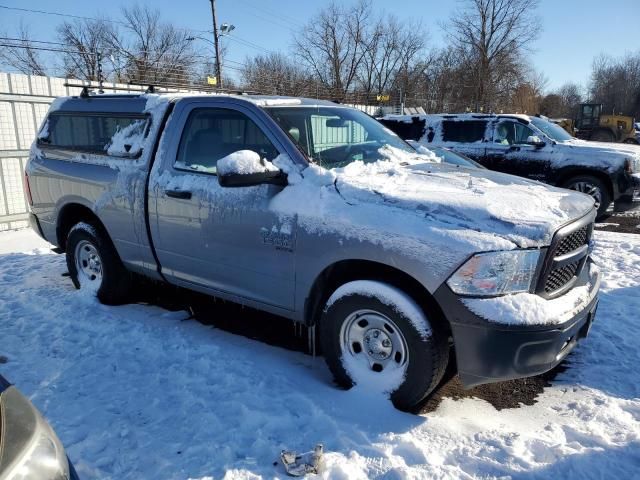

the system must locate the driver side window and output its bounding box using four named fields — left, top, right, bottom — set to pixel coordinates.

left=494, top=121, right=535, bottom=146
left=175, top=108, right=278, bottom=174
